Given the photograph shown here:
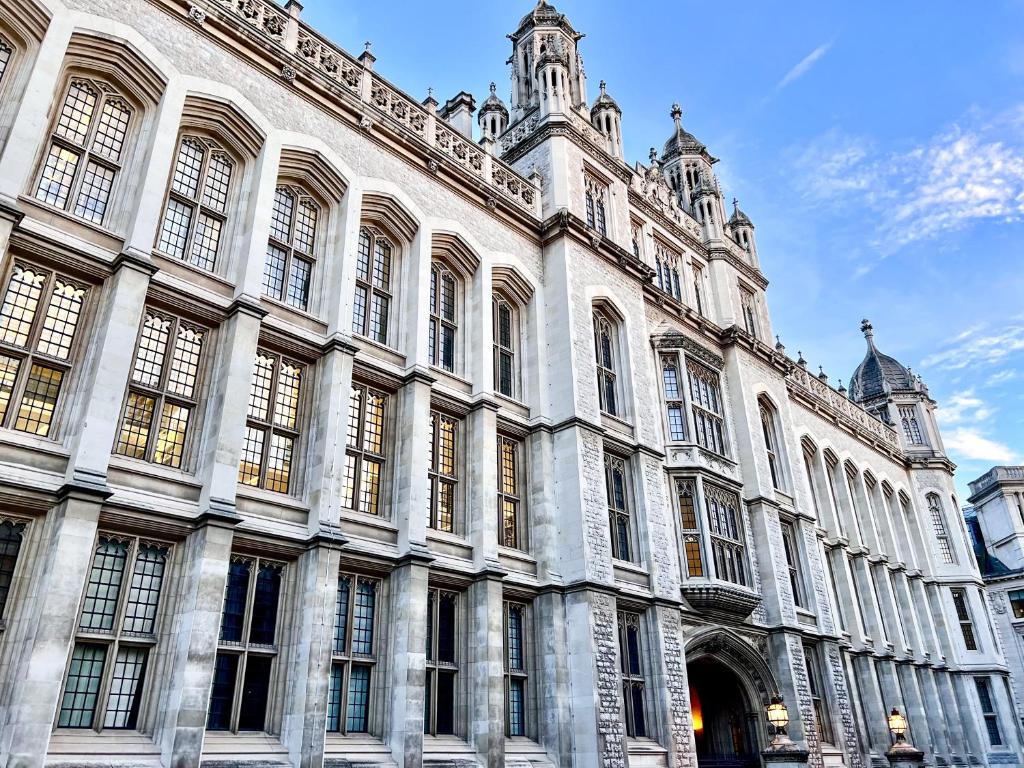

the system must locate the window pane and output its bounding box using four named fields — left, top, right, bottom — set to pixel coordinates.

left=249, top=563, right=282, bottom=645
left=131, top=313, right=170, bottom=387
left=171, top=139, right=205, bottom=199
left=201, top=153, right=233, bottom=212
left=0, top=521, right=25, bottom=616
left=369, top=293, right=389, bottom=343
left=508, top=678, right=525, bottom=737
left=0, top=42, right=9, bottom=84
left=37, top=145, right=80, bottom=209
left=37, top=279, right=86, bottom=360
left=189, top=214, right=222, bottom=271
left=270, top=188, right=294, bottom=242
left=115, top=392, right=155, bottom=459
left=15, top=363, right=63, bottom=435
left=157, top=198, right=194, bottom=259
left=265, top=433, right=293, bottom=494
left=0, top=264, right=45, bottom=348
left=352, top=286, right=368, bottom=337
left=346, top=387, right=362, bottom=448
left=121, top=544, right=168, bottom=635
left=58, top=643, right=107, bottom=728
left=356, top=232, right=372, bottom=284
left=103, top=646, right=147, bottom=729
left=438, top=418, right=456, bottom=476
left=358, top=459, right=382, bottom=515
left=435, top=670, right=455, bottom=735
left=73, top=160, right=116, bottom=224
left=346, top=665, right=371, bottom=733
left=56, top=82, right=97, bottom=145
left=327, top=663, right=344, bottom=732
left=274, top=362, right=302, bottom=430
left=79, top=538, right=128, bottom=631
left=334, top=576, right=351, bottom=654
left=440, top=325, right=455, bottom=372
left=352, top=580, right=376, bottom=655
left=220, top=559, right=251, bottom=643
left=507, top=605, right=524, bottom=671
left=437, top=593, right=456, bottom=664
left=294, top=200, right=317, bottom=254
left=287, top=257, right=312, bottom=310
left=153, top=402, right=190, bottom=468
left=440, top=274, right=455, bottom=322
left=247, top=353, right=275, bottom=422
left=363, top=391, right=386, bottom=454
left=167, top=325, right=204, bottom=399
left=237, top=655, right=272, bottom=731
left=263, top=245, right=287, bottom=300
left=0, top=355, right=21, bottom=424
left=206, top=653, right=238, bottom=730
left=373, top=240, right=391, bottom=290
left=91, top=98, right=131, bottom=162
